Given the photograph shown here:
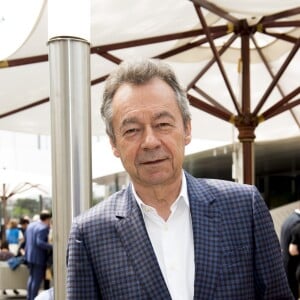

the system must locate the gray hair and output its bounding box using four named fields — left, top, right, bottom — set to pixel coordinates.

left=101, top=58, right=191, bottom=143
